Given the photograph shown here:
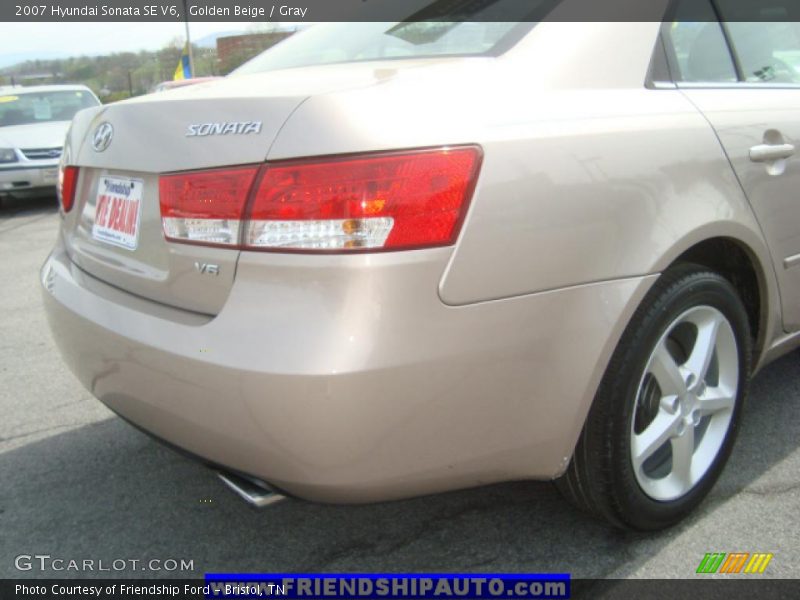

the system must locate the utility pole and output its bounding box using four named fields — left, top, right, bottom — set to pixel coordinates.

left=181, top=0, right=195, bottom=77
